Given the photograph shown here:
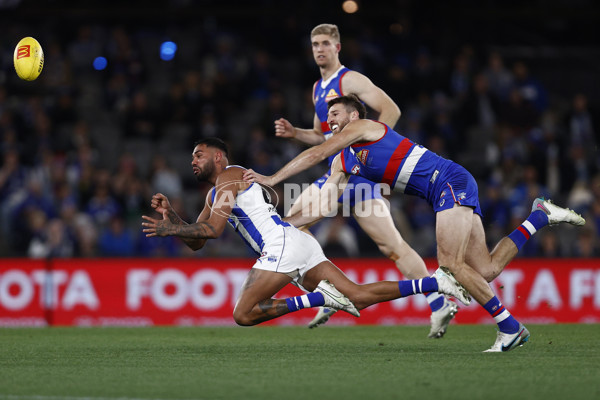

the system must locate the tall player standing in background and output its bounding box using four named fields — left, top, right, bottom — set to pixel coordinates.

left=274, top=24, right=457, bottom=338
